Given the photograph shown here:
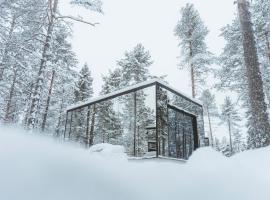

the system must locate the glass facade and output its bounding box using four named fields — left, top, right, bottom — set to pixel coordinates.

left=65, top=80, right=205, bottom=159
